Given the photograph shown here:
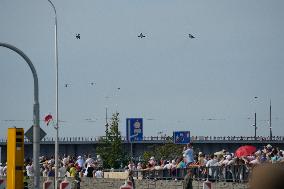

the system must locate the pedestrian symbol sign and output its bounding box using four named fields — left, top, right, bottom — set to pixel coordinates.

left=173, top=131, right=190, bottom=144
